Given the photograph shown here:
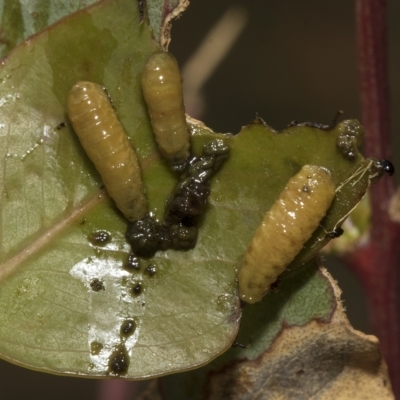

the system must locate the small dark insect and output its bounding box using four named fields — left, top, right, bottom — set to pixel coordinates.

left=377, top=159, right=395, bottom=176
left=327, top=227, right=344, bottom=238
left=90, top=278, right=105, bottom=292
left=56, top=122, right=66, bottom=130
left=120, top=320, right=136, bottom=337
left=108, top=345, right=129, bottom=375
